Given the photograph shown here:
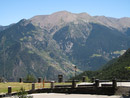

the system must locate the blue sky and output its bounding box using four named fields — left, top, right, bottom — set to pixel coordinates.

left=1, top=0, right=130, bottom=26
